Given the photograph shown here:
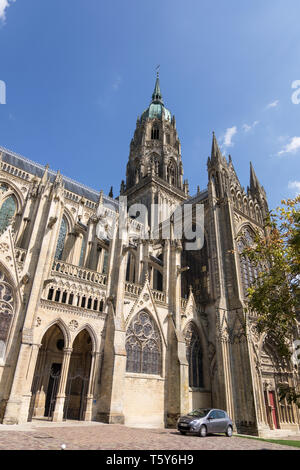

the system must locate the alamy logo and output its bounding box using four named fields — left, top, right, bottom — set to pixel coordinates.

left=95, top=196, right=205, bottom=251
left=0, top=80, right=6, bottom=104
left=291, top=80, right=300, bottom=104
